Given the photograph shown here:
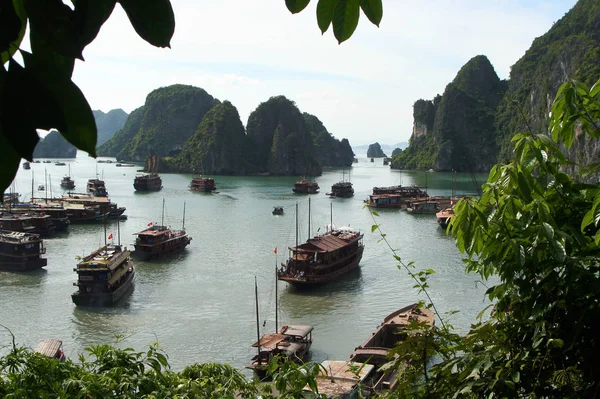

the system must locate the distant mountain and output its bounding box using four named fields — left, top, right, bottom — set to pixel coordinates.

left=33, top=129, right=77, bottom=158
left=94, top=109, right=128, bottom=146
left=304, top=113, right=354, bottom=167
left=353, top=142, right=408, bottom=155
